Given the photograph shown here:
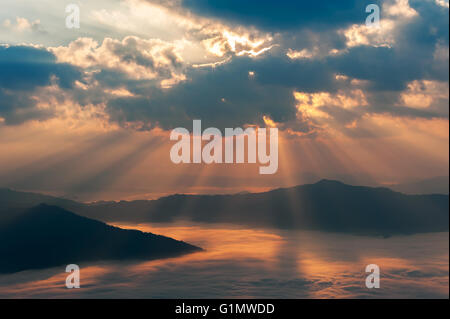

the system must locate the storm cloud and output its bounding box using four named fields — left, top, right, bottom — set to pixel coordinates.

left=180, top=0, right=383, bottom=31
left=0, top=45, right=81, bottom=124
left=0, top=0, right=448, bottom=133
